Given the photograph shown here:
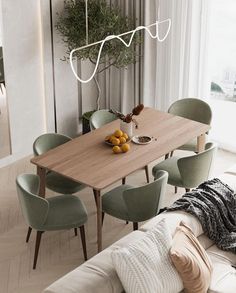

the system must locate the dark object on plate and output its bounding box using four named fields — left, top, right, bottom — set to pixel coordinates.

left=138, top=136, right=152, bottom=143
